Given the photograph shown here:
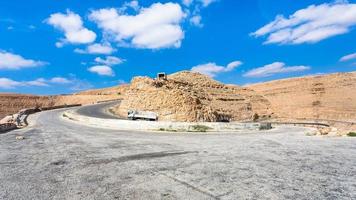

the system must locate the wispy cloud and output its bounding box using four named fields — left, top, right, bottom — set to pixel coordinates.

left=50, top=77, right=72, bottom=84
left=0, top=76, right=84, bottom=90
left=191, top=60, right=242, bottom=77
left=182, top=0, right=217, bottom=7
left=0, top=51, right=47, bottom=70
left=95, top=56, right=124, bottom=66
left=0, top=78, right=23, bottom=89
left=74, top=43, right=116, bottom=55
left=252, top=2, right=356, bottom=44
left=190, top=15, right=203, bottom=27
left=244, top=62, right=310, bottom=78
left=340, top=52, right=356, bottom=62
left=26, top=78, right=50, bottom=87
